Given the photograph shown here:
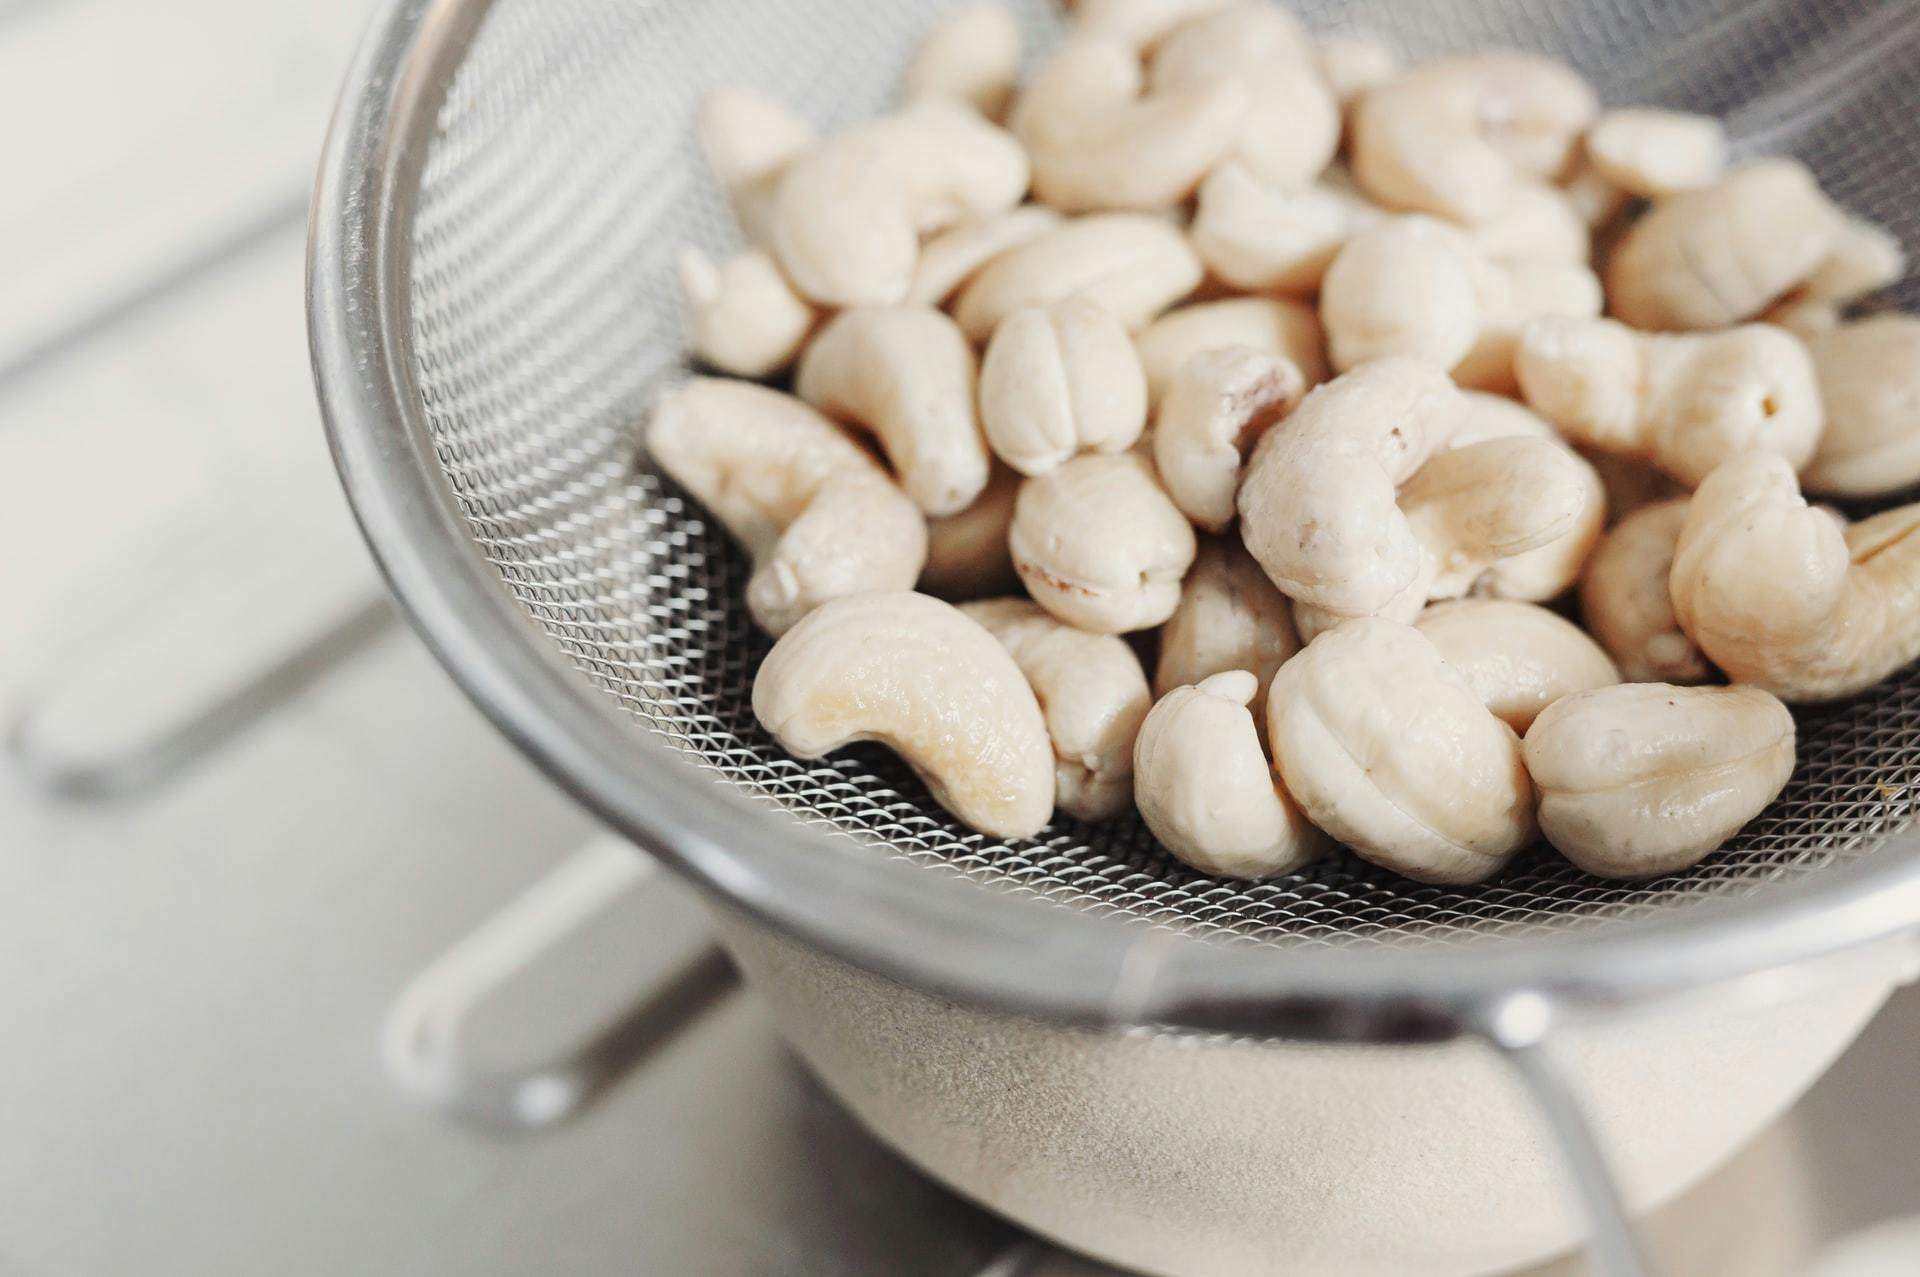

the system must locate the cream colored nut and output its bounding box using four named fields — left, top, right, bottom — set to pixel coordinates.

left=1154, top=536, right=1299, bottom=723
left=1515, top=316, right=1824, bottom=486
left=1149, top=3, right=1339, bottom=190
left=1558, top=154, right=1629, bottom=231
left=1068, top=0, right=1234, bottom=50
left=908, top=205, right=1063, bottom=306
left=1290, top=582, right=1424, bottom=645
left=1524, top=683, right=1794, bottom=879
left=979, top=299, right=1149, bottom=477
left=1449, top=389, right=1562, bottom=447
left=1415, top=599, right=1620, bottom=733
left=920, top=463, right=1022, bottom=600
left=1351, top=53, right=1598, bottom=223
left=1454, top=257, right=1605, bottom=394
left=1585, top=108, right=1728, bottom=199
left=961, top=598, right=1152, bottom=821
left=1605, top=160, right=1840, bottom=330
left=1320, top=217, right=1480, bottom=372
left=1671, top=453, right=1920, bottom=702
left=953, top=213, right=1203, bottom=342
left=1010, top=451, right=1197, bottom=633
left=647, top=379, right=926, bottom=635
left=752, top=591, right=1054, bottom=839
left=1586, top=451, right=1686, bottom=525
left=1801, top=215, right=1908, bottom=304
left=1011, top=36, right=1247, bottom=213
left=1236, top=357, right=1466, bottom=615
left=1133, top=671, right=1324, bottom=878
left=1445, top=403, right=1608, bottom=602
left=796, top=306, right=989, bottom=517
left=1759, top=293, right=1843, bottom=339
left=677, top=247, right=817, bottom=378
left=1402, top=435, right=1597, bottom=600
left=1316, top=33, right=1399, bottom=108
left=1466, top=182, right=1590, bottom=263
left=1134, top=296, right=1328, bottom=408
left=1189, top=162, right=1384, bottom=295
left=1152, top=346, right=1305, bottom=532
left=902, top=3, right=1022, bottom=121
left=1802, top=316, right=1920, bottom=497
left=772, top=99, right=1029, bottom=307
left=1578, top=498, right=1711, bottom=685
left=697, top=89, right=817, bottom=245
left=1268, top=617, right=1536, bottom=884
